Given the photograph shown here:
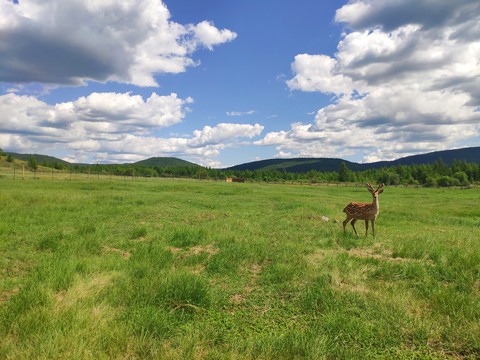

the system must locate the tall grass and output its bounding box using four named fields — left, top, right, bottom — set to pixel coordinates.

left=1, top=178, right=479, bottom=359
